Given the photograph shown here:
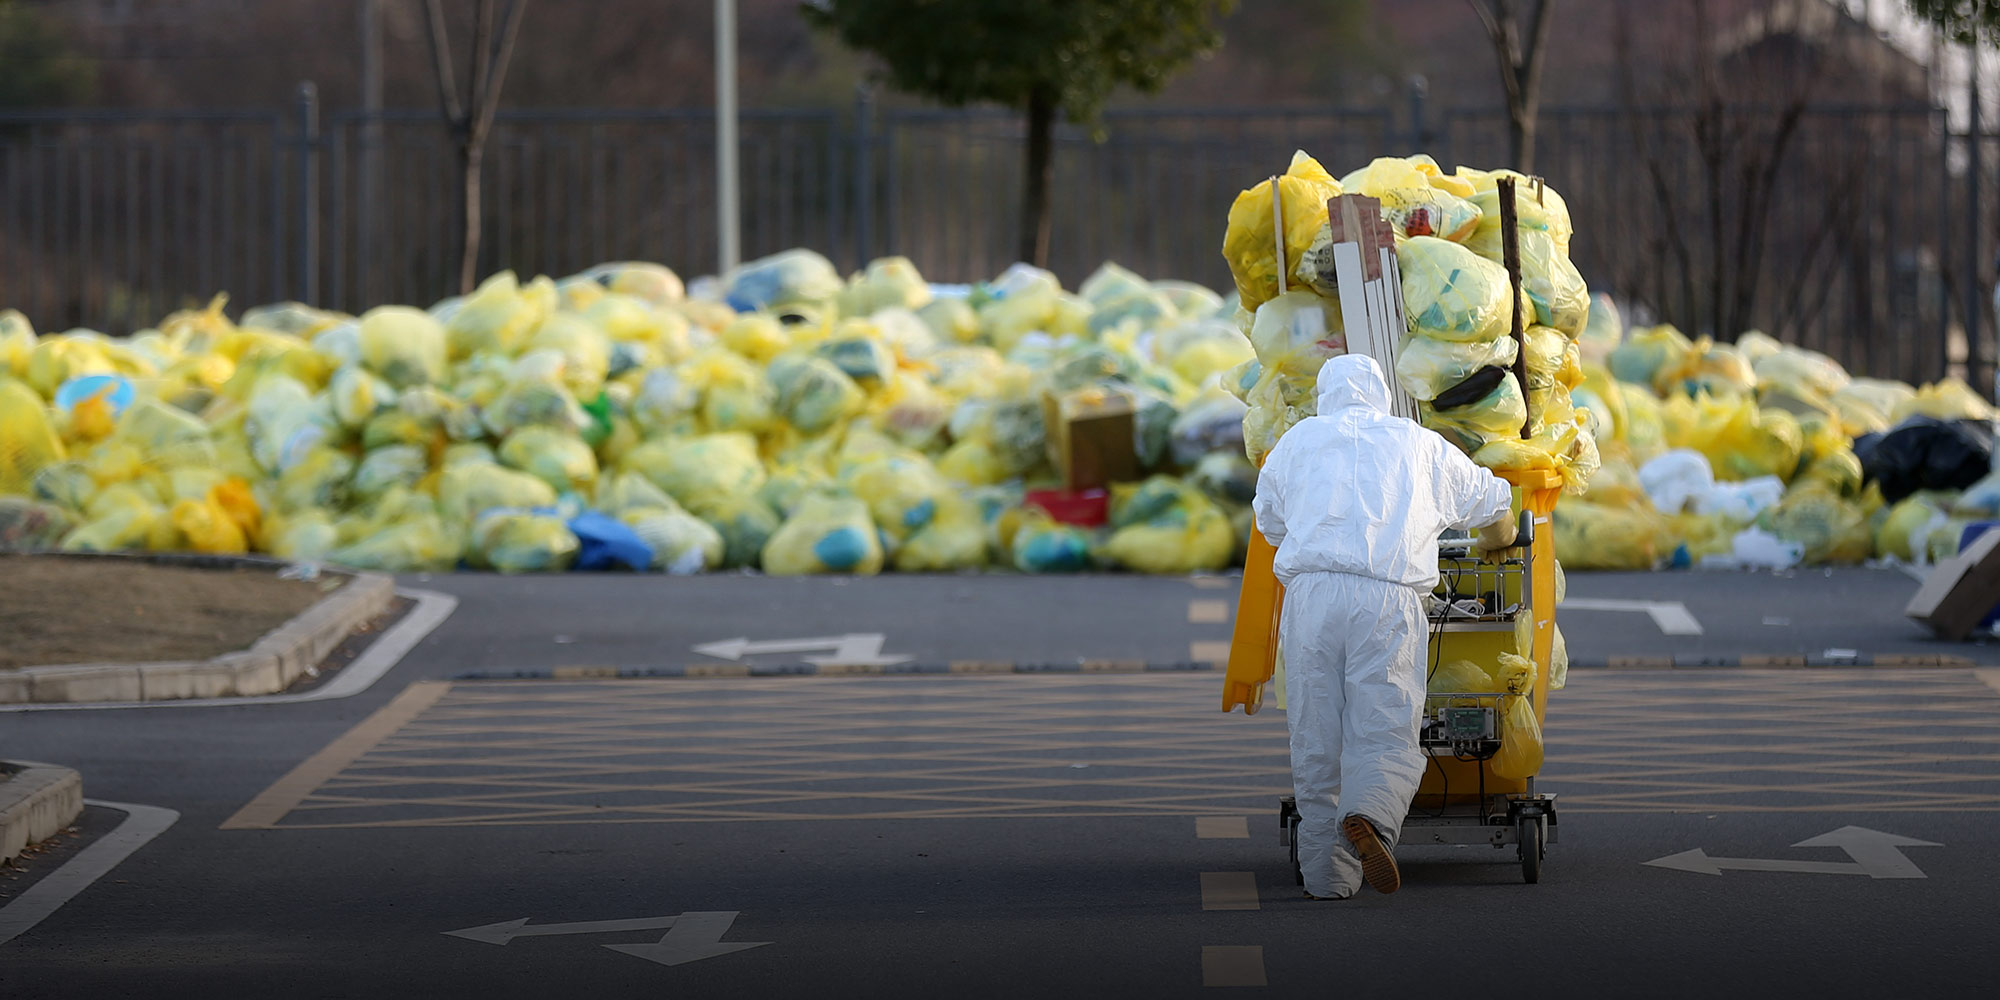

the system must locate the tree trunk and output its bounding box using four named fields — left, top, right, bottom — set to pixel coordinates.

left=1019, top=90, right=1056, bottom=268
left=1509, top=109, right=1535, bottom=175
left=458, top=137, right=484, bottom=295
